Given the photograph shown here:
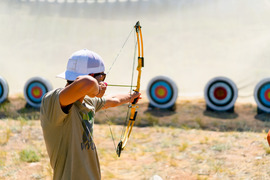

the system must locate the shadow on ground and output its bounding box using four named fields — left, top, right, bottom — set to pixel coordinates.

left=0, top=98, right=40, bottom=120
left=1, top=97, right=270, bottom=132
